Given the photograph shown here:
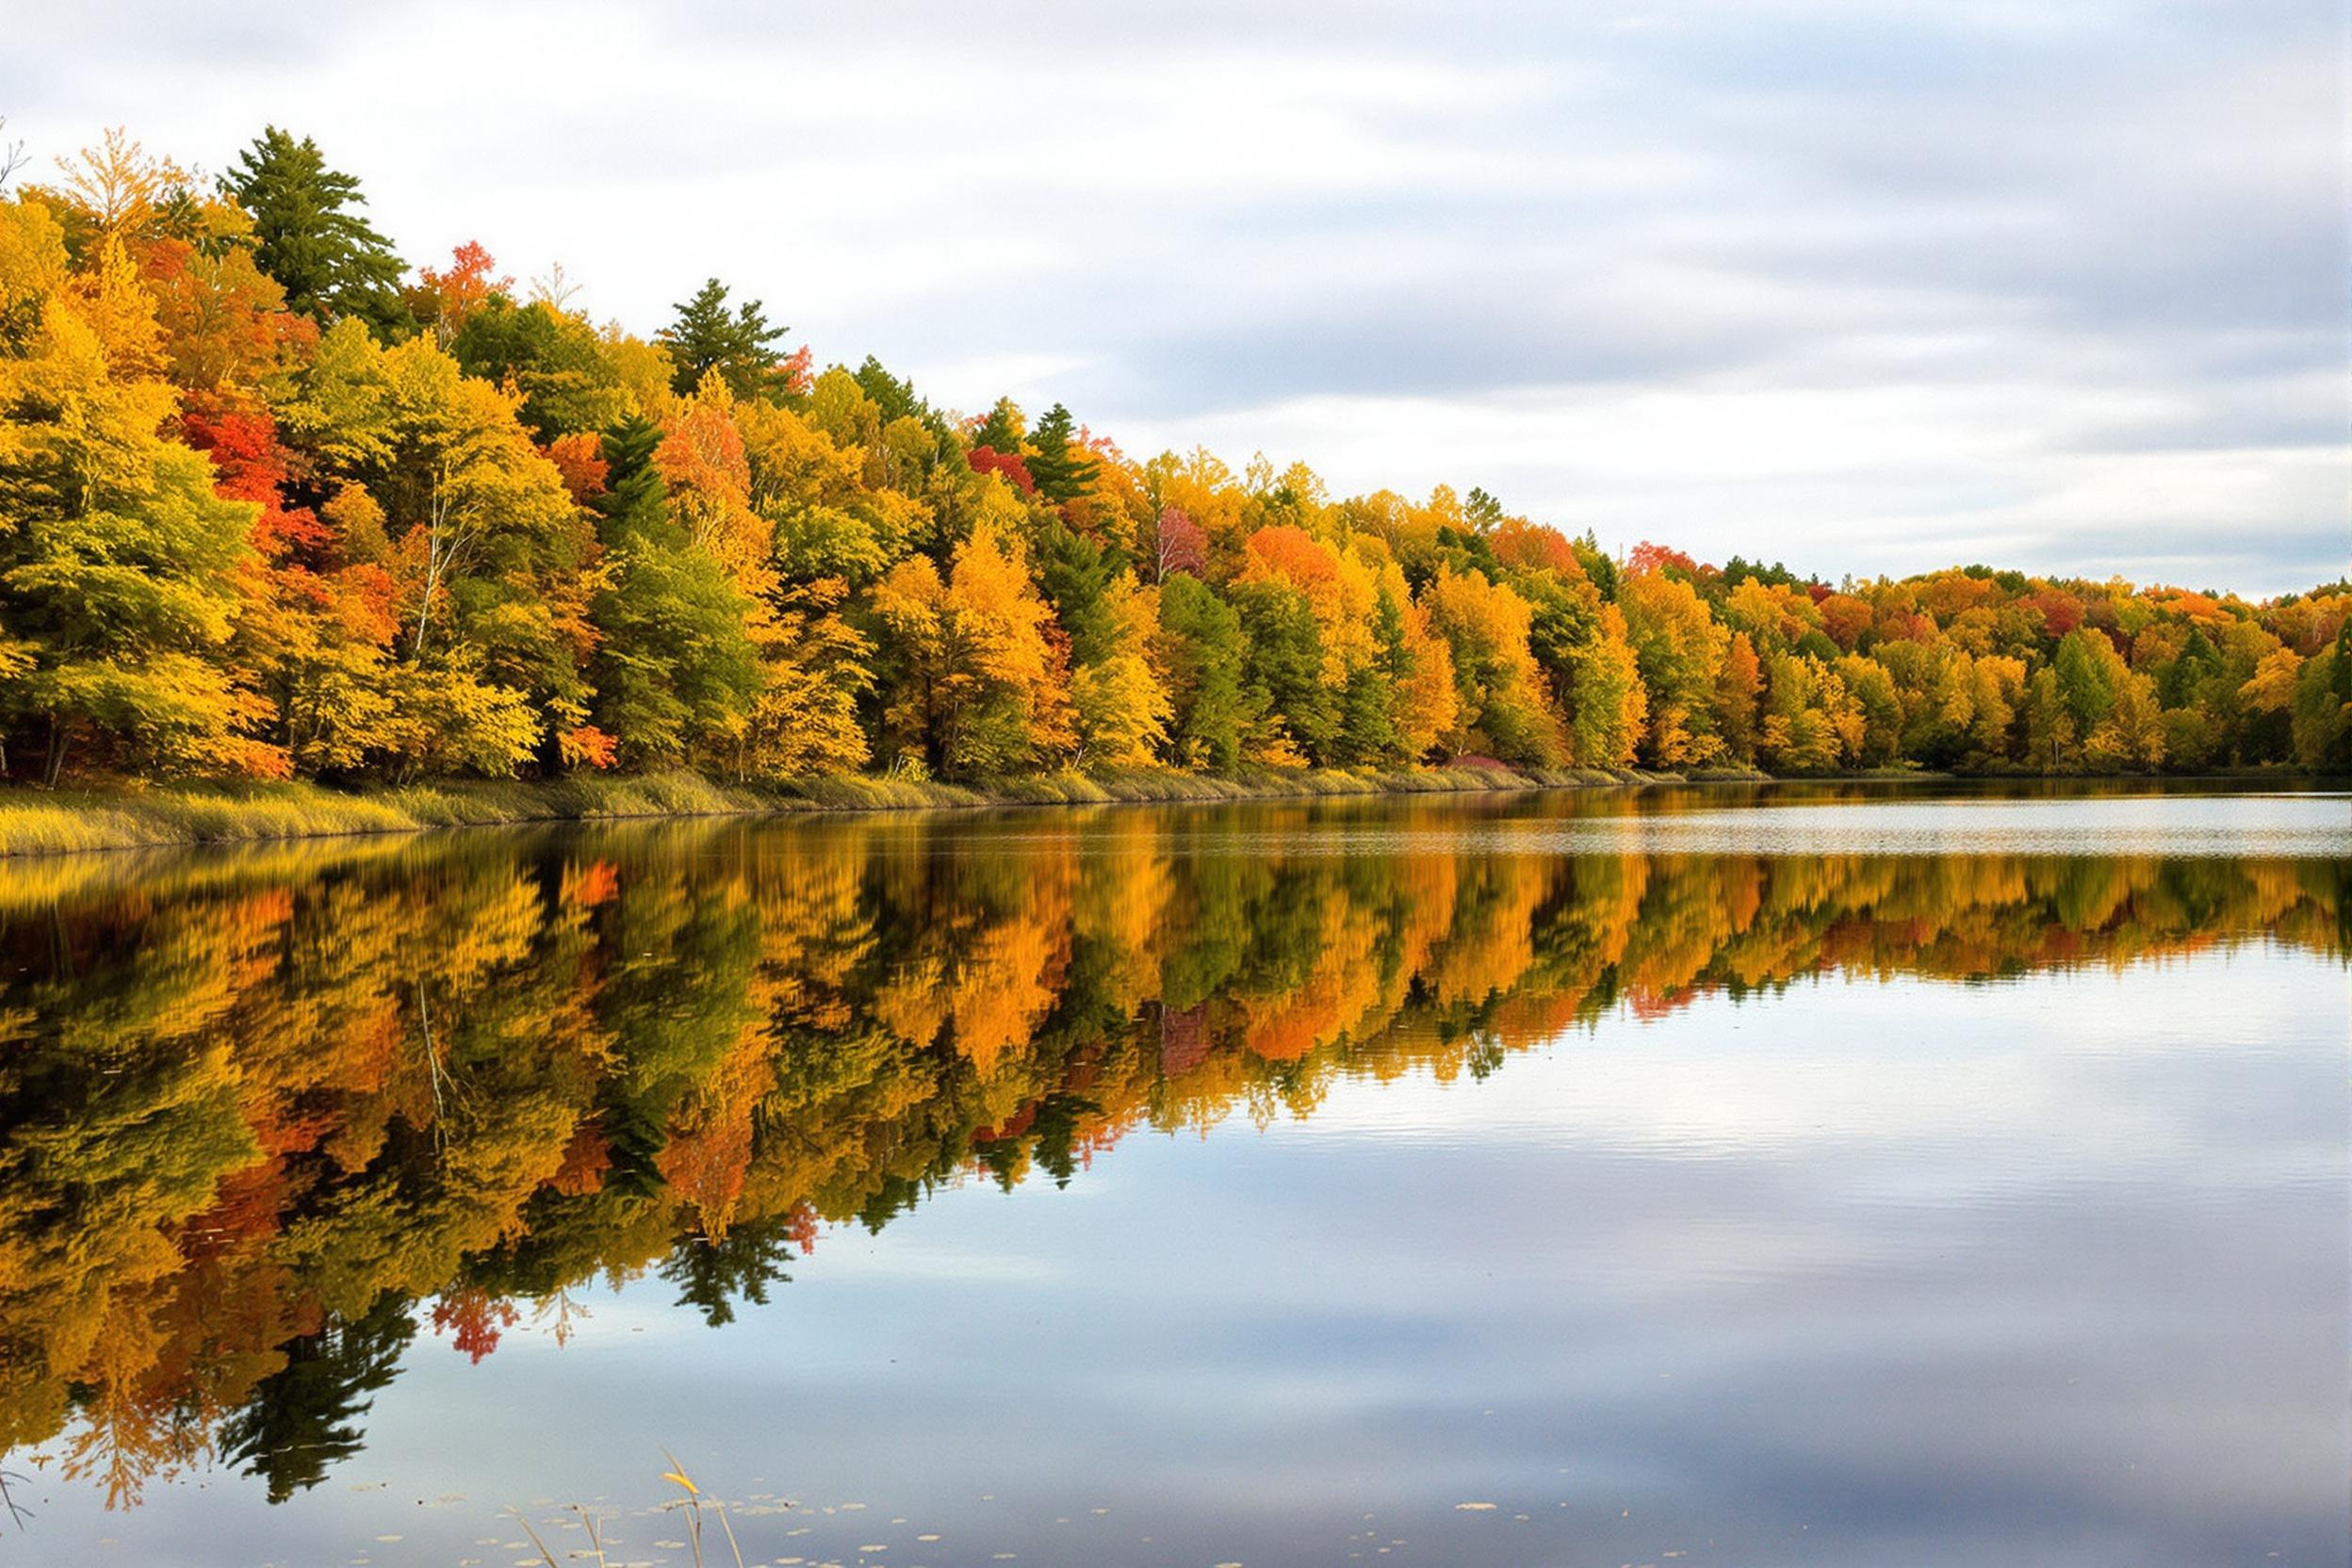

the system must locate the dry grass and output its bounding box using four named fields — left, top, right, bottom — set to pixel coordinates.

left=0, top=761, right=1654, bottom=858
